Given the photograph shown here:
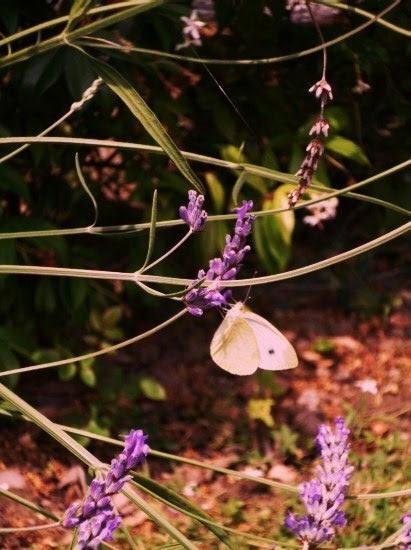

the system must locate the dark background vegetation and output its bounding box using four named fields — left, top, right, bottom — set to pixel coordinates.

left=0, top=0, right=409, bottom=425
